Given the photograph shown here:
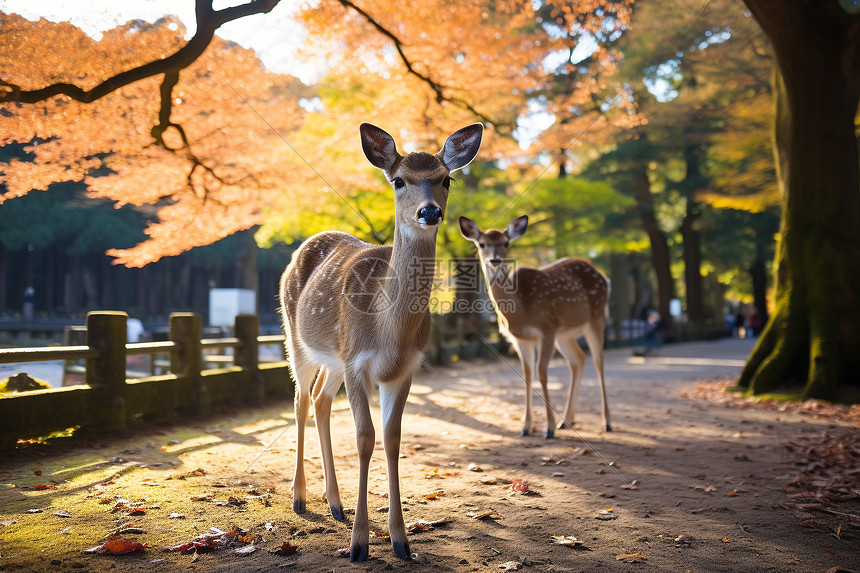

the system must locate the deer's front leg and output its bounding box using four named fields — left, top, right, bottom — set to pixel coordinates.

left=380, top=377, right=413, bottom=560
left=537, top=336, right=557, bottom=439
left=345, top=375, right=375, bottom=562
